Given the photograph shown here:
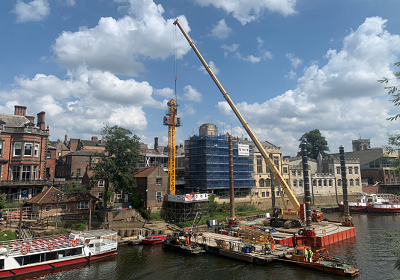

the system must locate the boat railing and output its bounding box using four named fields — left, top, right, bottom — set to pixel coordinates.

left=0, top=234, right=85, bottom=257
